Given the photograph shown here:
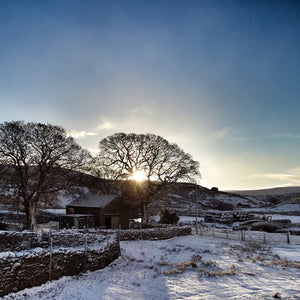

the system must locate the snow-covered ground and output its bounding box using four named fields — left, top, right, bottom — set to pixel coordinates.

left=228, top=186, right=300, bottom=196
left=269, top=203, right=300, bottom=213
left=40, top=208, right=66, bottom=214
left=178, top=215, right=300, bottom=225
left=2, top=235, right=300, bottom=300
